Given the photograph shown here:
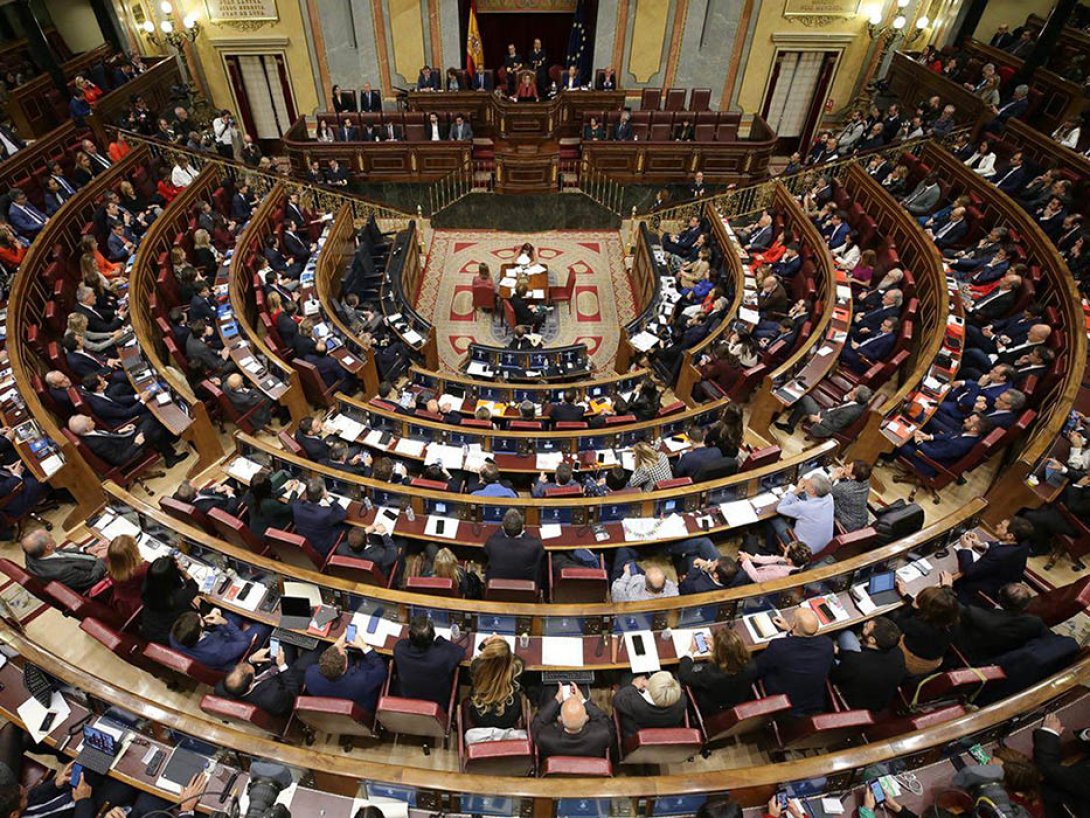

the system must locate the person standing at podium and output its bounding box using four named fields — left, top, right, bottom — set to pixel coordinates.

left=504, top=43, right=523, bottom=95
